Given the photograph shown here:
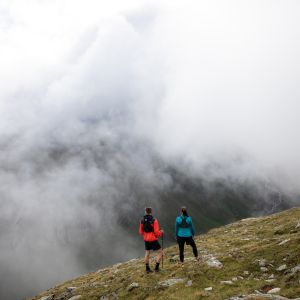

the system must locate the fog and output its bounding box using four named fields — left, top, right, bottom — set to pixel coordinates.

left=0, top=1, right=300, bottom=299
